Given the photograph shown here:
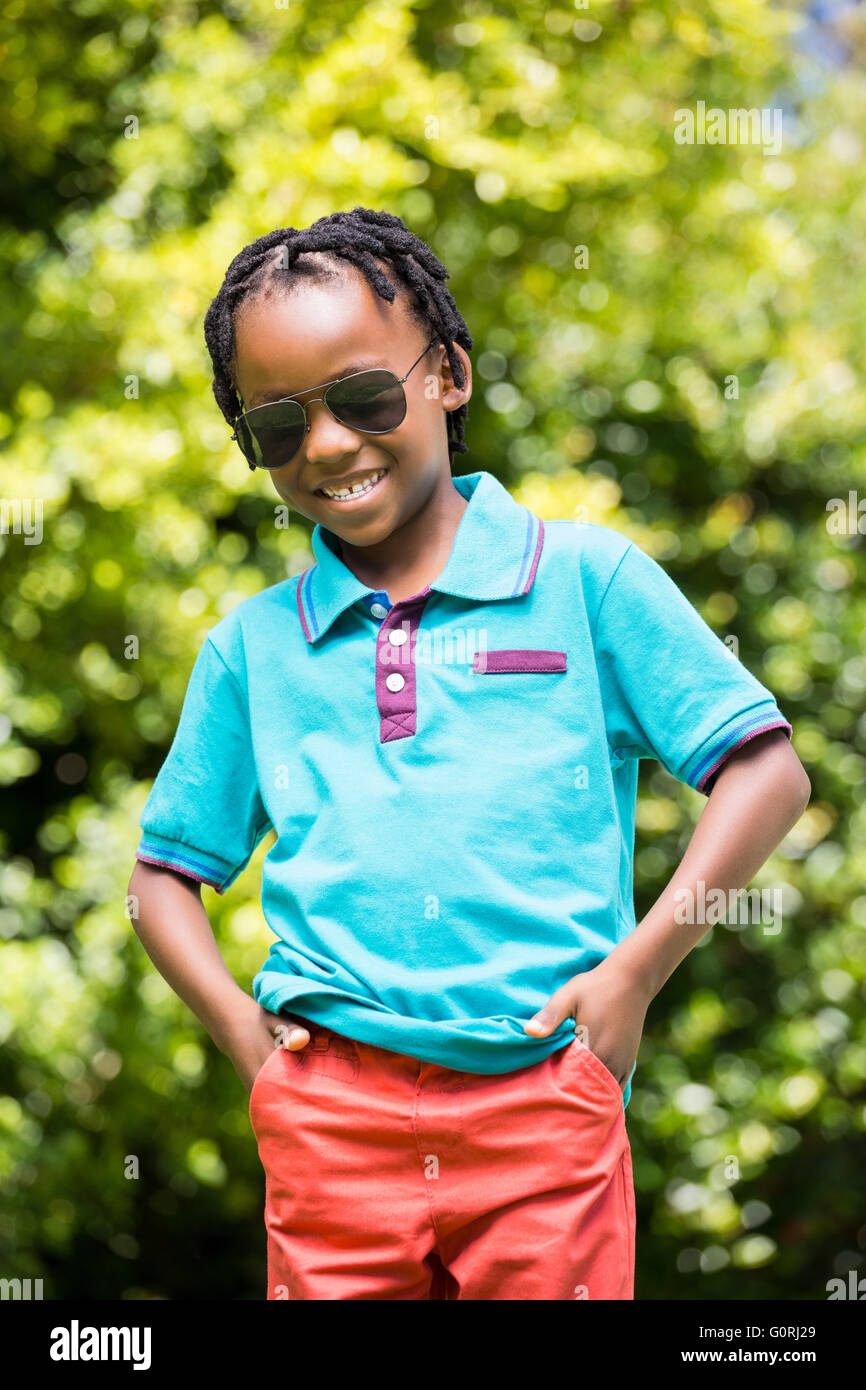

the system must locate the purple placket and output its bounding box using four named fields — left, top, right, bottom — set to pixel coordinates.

left=375, top=586, right=433, bottom=742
